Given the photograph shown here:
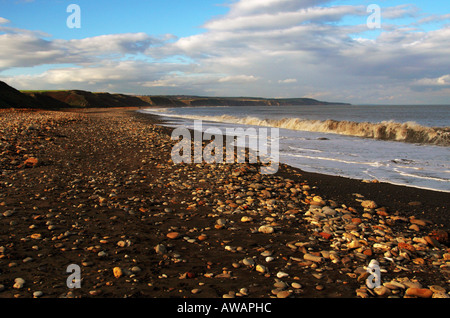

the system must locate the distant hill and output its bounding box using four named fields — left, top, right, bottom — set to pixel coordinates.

left=0, top=80, right=350, bottom=109
left=0, top=81, right=43, bottom=109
